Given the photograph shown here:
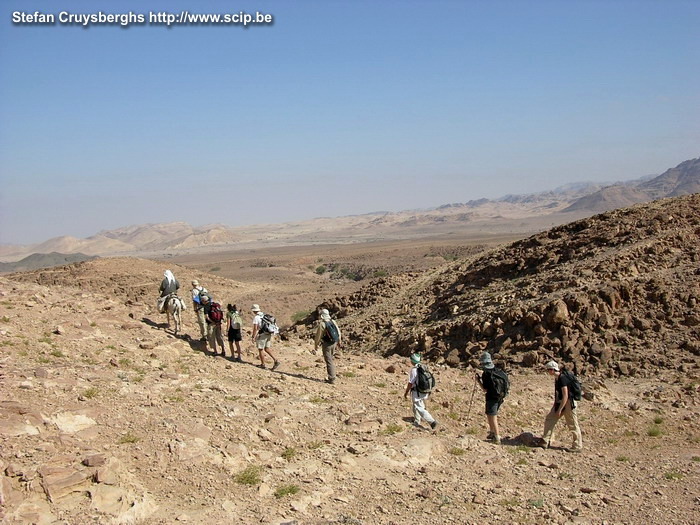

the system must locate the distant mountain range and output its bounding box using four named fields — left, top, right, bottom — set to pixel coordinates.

left=1, top=157, right=698, bottom=269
